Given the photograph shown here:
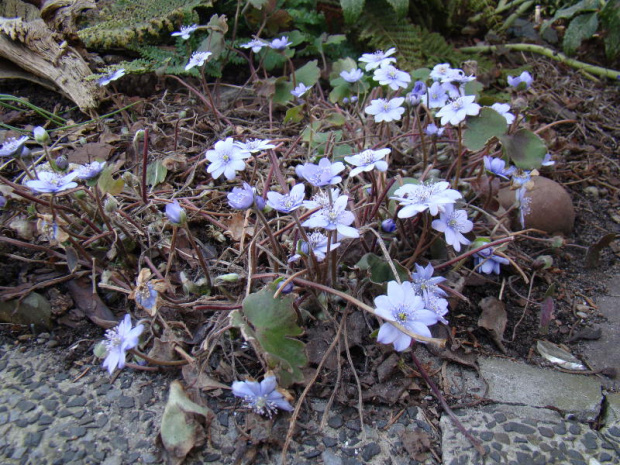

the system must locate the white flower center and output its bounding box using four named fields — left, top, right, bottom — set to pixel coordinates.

left=451, top=98, right=464, bottom=110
